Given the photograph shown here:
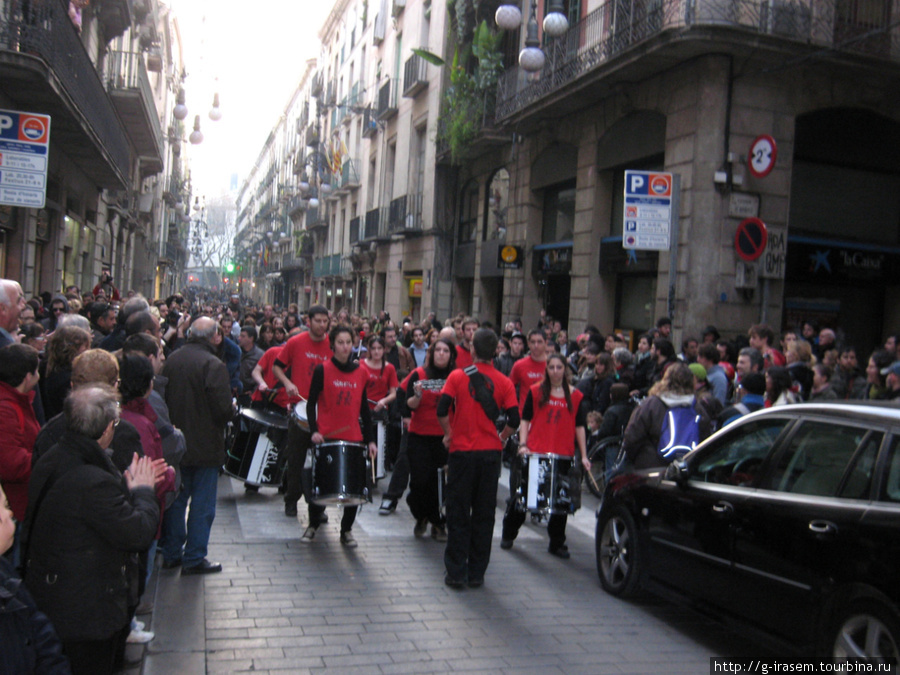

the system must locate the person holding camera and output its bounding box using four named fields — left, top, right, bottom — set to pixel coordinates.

left=92, top=269, right=120, bottom=302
